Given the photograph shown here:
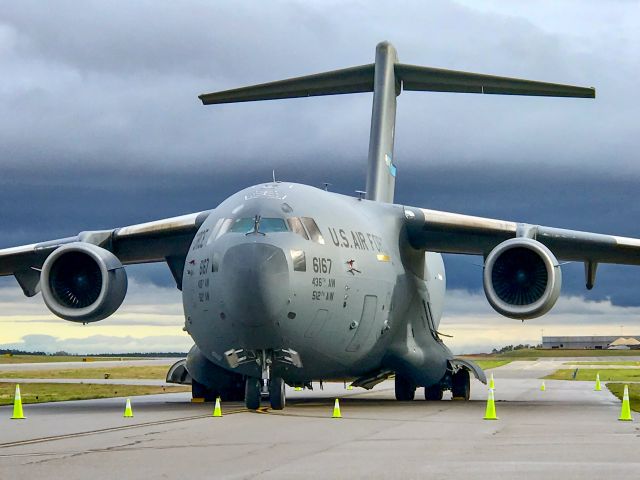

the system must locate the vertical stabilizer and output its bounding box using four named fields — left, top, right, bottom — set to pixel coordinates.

left=365, top=42, right=399, bottom=204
